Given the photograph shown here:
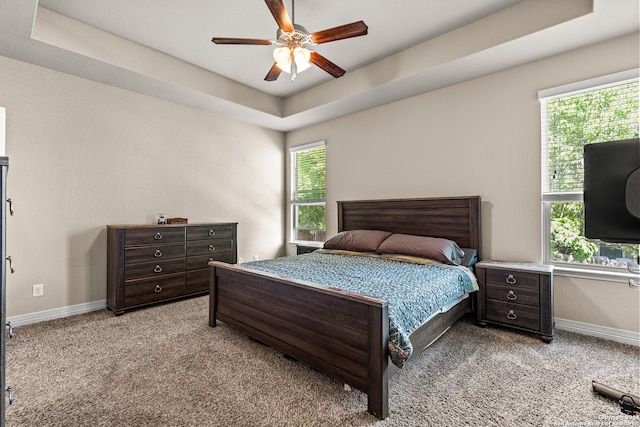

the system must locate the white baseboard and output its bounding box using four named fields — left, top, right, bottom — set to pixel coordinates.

left=555, top=317, right=640, bottom=347
left=6, top=300, right=106, bottom=327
